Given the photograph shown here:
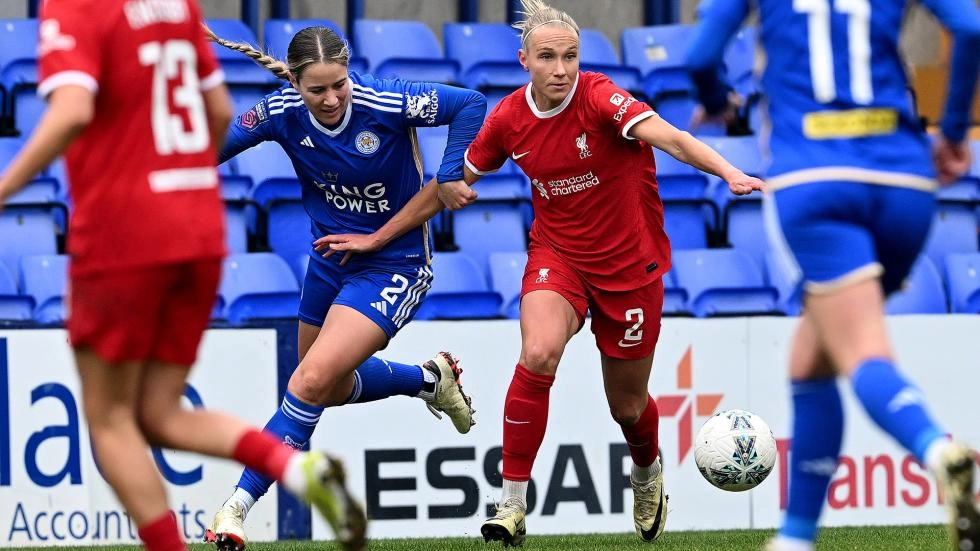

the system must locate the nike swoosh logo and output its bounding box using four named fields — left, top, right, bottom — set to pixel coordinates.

left=511, top=151, right=530, bottom=160
left=618, top=340, right=642, bottom=348
left=505, top=416, right=531, bottom=424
